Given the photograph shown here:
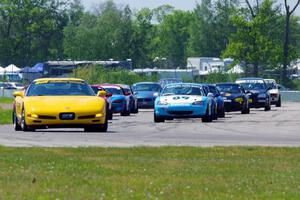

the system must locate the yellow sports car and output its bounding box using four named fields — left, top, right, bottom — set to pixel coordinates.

left=13, top=78, right=108, bottom=132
